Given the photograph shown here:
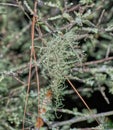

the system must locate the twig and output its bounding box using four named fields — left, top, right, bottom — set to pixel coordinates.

left=22, top=0, right=39, bottom=130
left=106, top=45, right=111, bottom=58
left=66, top=78, right=100, bottom=125
left=0, top=59, right=41, bottom=78
left=16, top=0, right=31, bottom=20
left=63, top=0, right=68, bottom=12
left=52, top=110, right=113, bottom=127
left=13, top=76, right=25, bottom=85
left=56, top=108, right=83, bottom=116
left=99, top=85, right=110, bottom=104
left=65, top=4, right=80, bottom=13
left=76, top=56, right=113, bottom=66
left=31, top=0, right=41, bottom=121
left=72, top=66, right=113, bottom=73
left=105, top=27, right=113, bottom=32
left=93, top=73, right=110, bottom=104
left=0, top=2, right=19, bottom=7
left=22, top=47, right=32, bottom=130
left=96, top=9, right=105, bottom=26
